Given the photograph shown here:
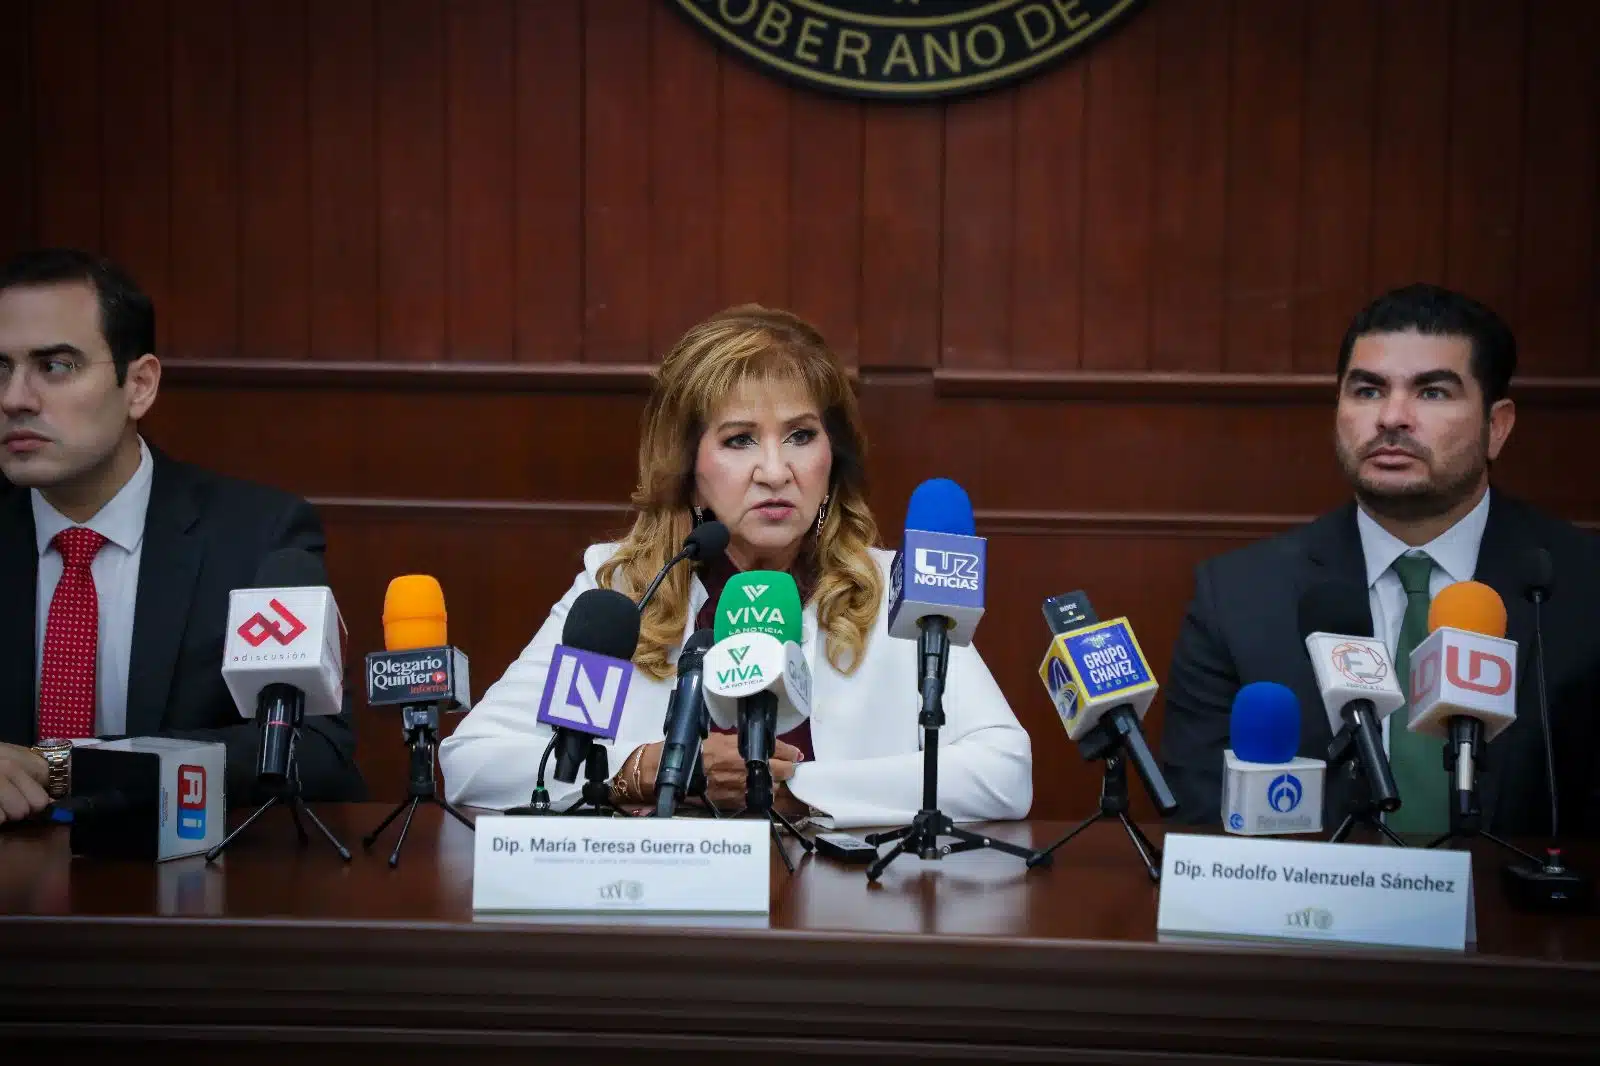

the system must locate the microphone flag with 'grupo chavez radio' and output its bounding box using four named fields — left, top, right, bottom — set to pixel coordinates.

left=1037, top=619, right=1159, bottom=742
